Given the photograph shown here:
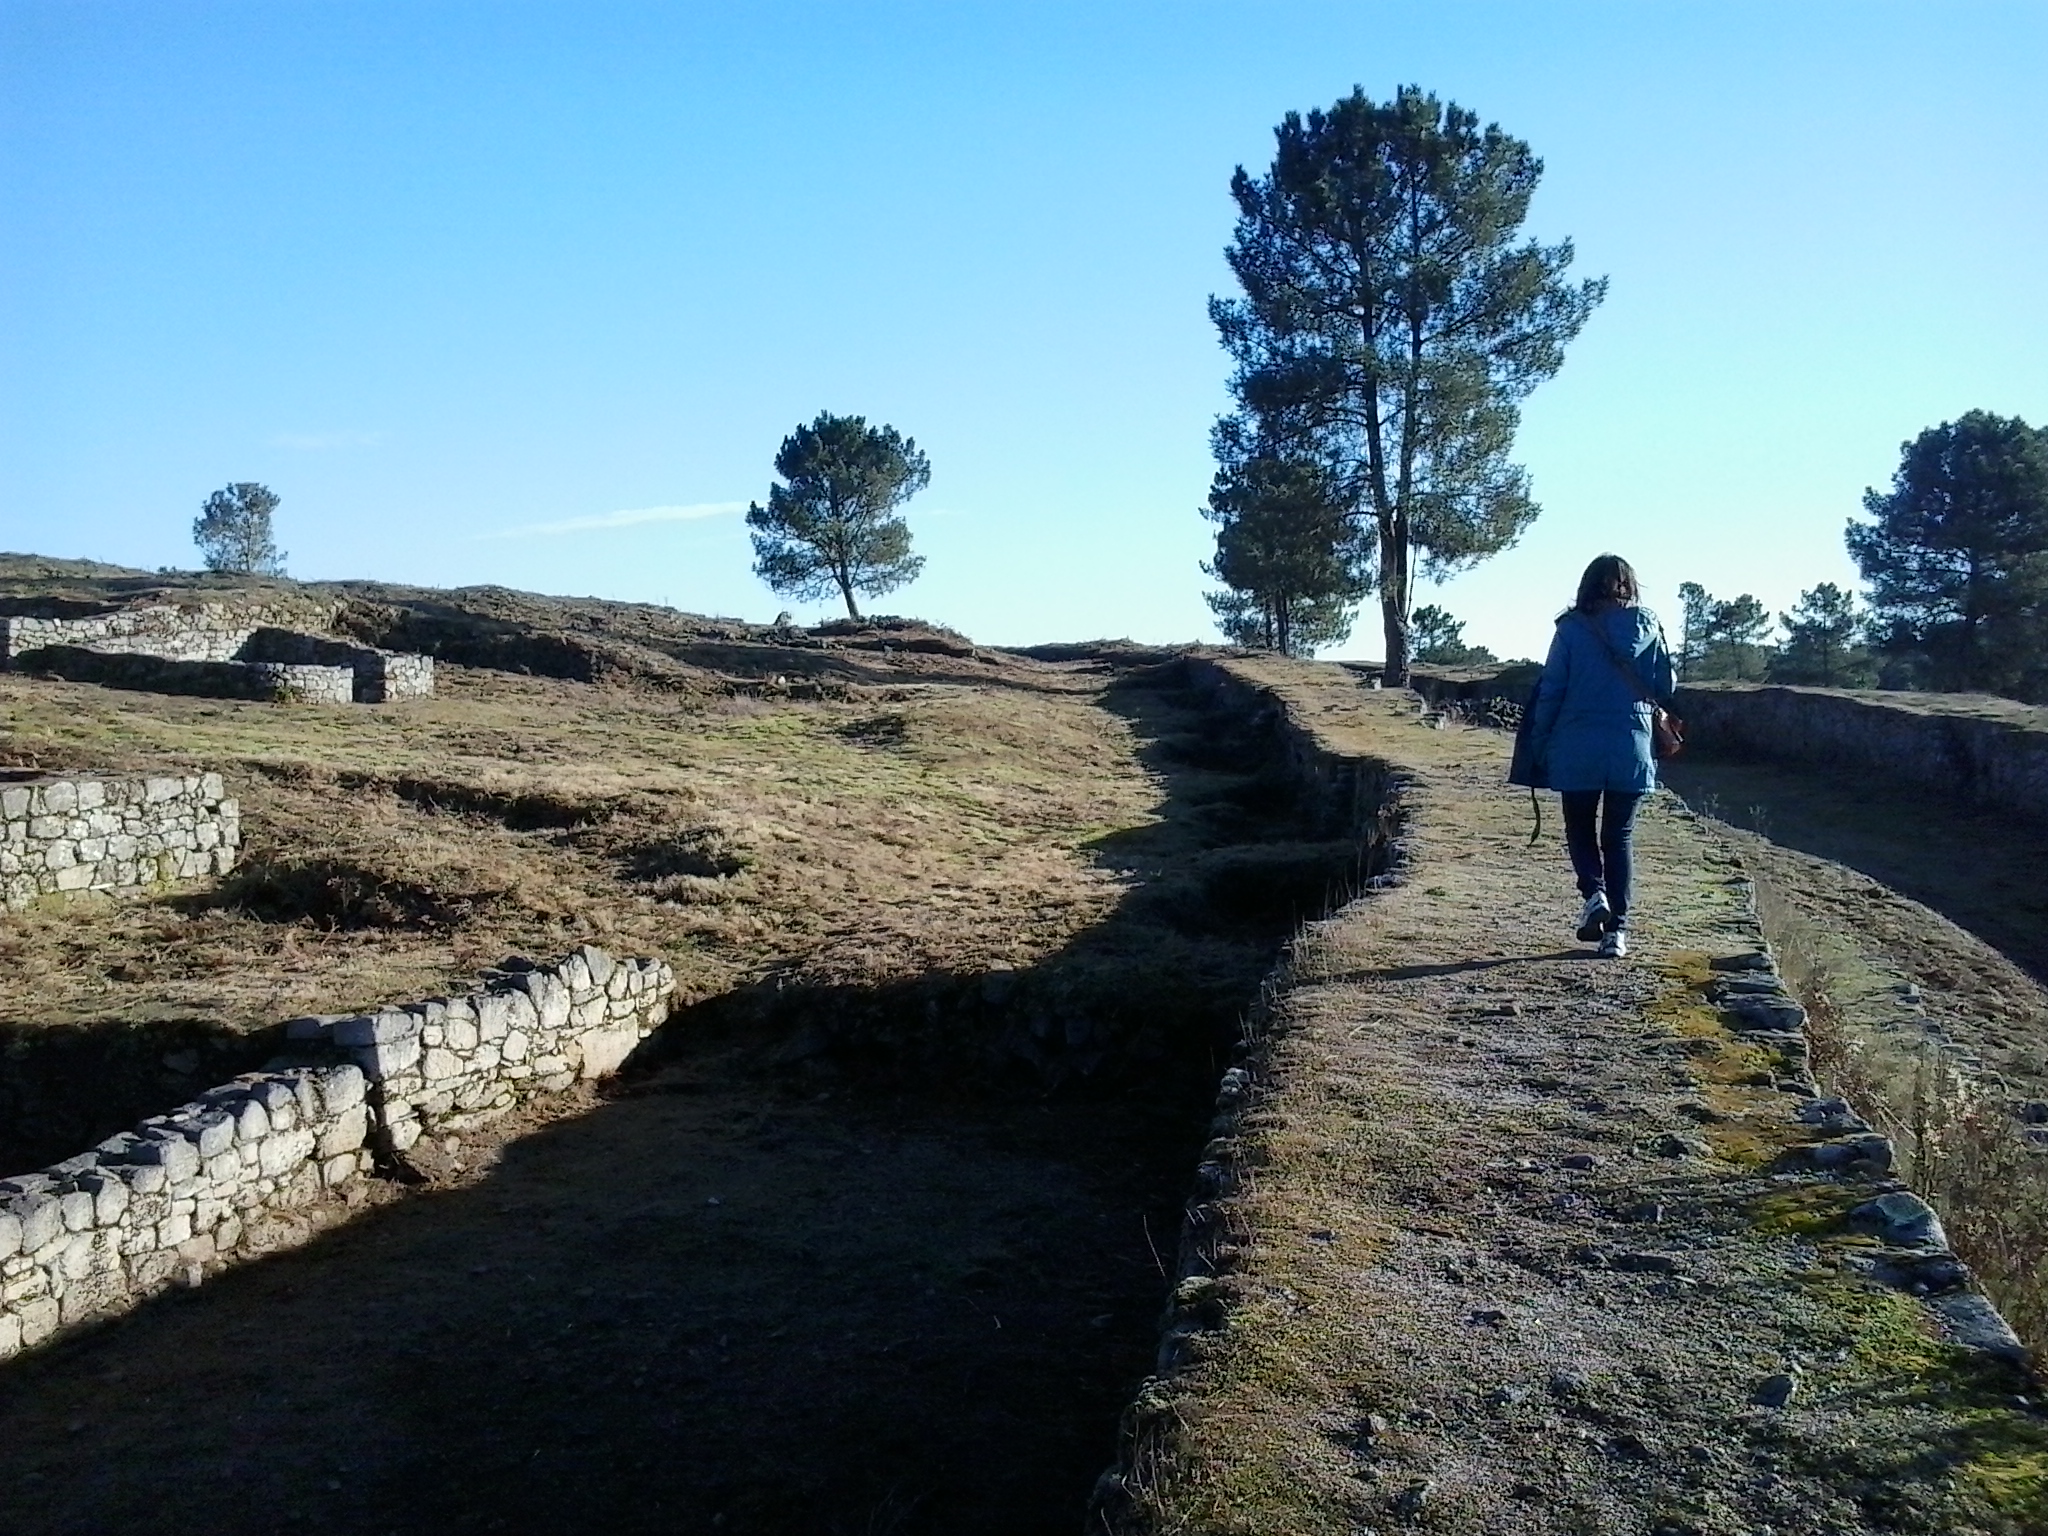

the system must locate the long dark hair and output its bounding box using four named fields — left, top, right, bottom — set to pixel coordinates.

left=1573, top=554, right=1639, bottom=615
